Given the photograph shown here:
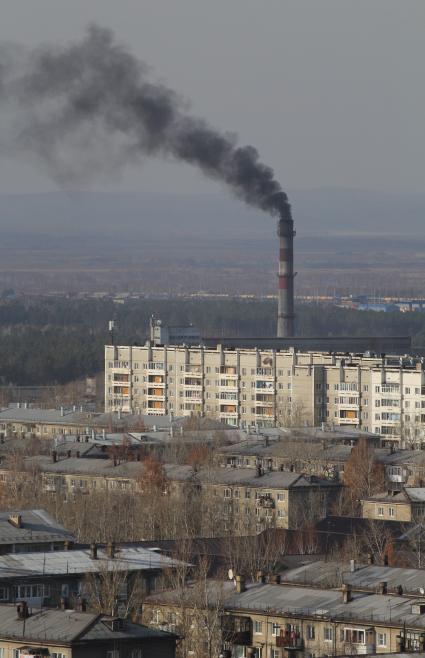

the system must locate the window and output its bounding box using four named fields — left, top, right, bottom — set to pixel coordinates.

left=224, top=488, right=231, bottom=498
left=389, top=507, right=395, bottom=517
left=377, top=633, right=387, bottom=647
left=270, top=649, right=280, bottom=658
left=245, top=489, right=251, bottom=499
left=343, top=628, right=365, bottom=644
left=306, top=624, right=315, bottom=640
left=272, top=622, right=280, bottom=636
left=324, top=627, right=333, bottom=641
left=378, top=507, right=384, bottom=516
left=0, top=587, right=8, bottom=600
left=254, top=620, right=263, bottom=634
left=277, top=510, right=285, bottom=518
left=51, top=653, right=66, bottom=658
